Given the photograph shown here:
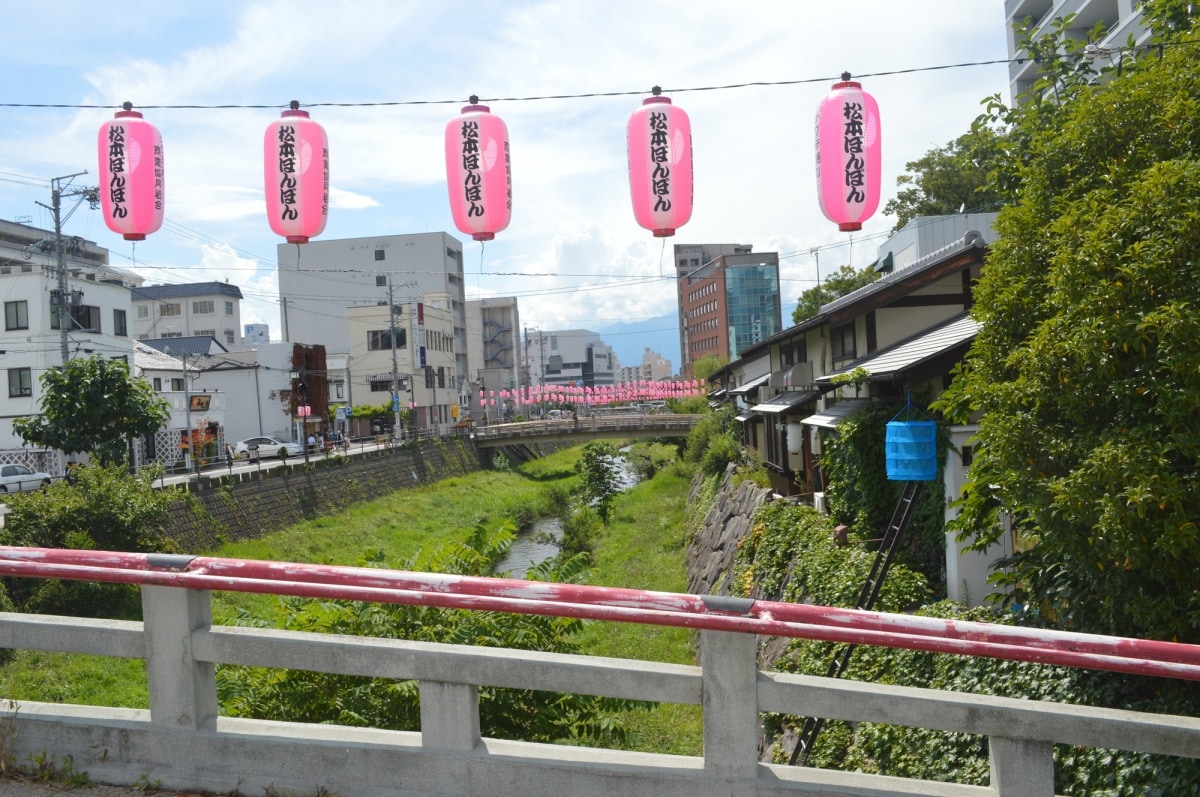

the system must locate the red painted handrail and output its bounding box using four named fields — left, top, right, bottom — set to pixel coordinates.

left=1, top=546, right=1198, bottom=681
